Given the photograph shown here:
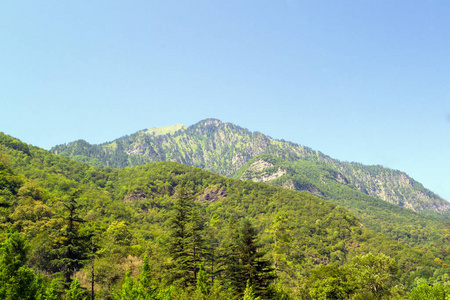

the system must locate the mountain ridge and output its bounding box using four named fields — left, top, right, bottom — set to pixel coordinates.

left=51, top=118, right=449, bottom=214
